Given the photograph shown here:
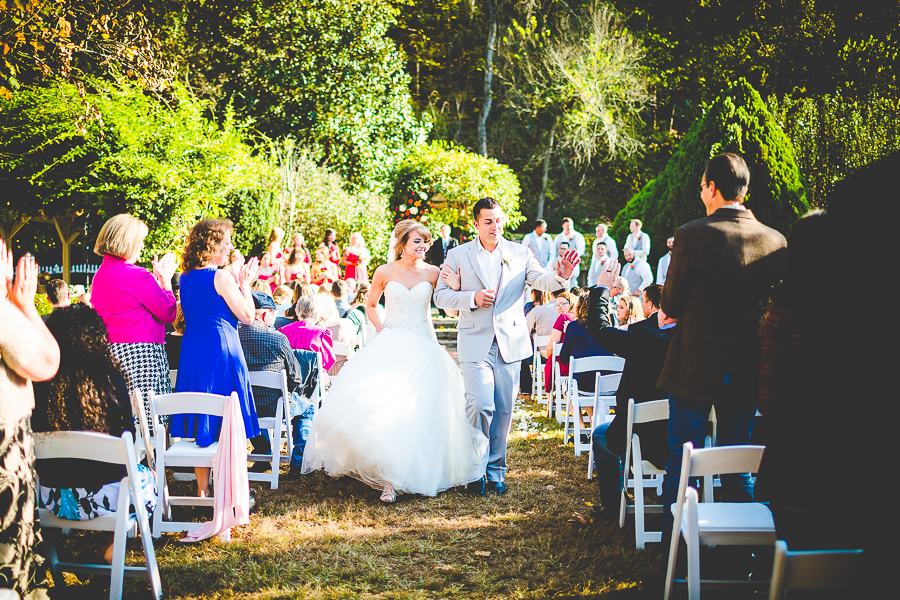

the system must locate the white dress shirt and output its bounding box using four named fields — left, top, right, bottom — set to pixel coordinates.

left=469, top=236, right=503, bottom=308
left=624, top=231, right=651, bottom=260
left=656, top=252, right=671, bottom=285
left=592, top=234, right=619, bottom=261
left=587, top=256, right=612, bottom=288
left=522, top=231, right=554, bottom=267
